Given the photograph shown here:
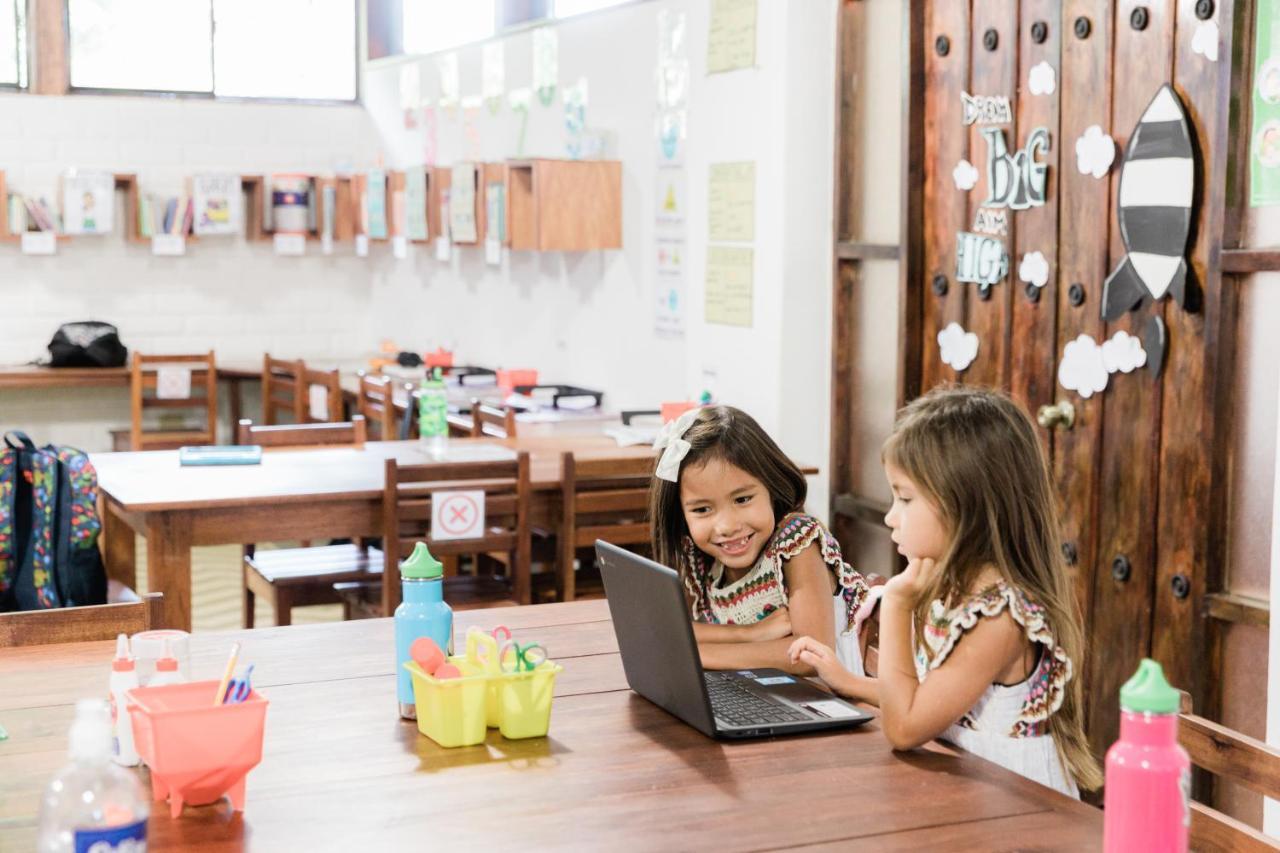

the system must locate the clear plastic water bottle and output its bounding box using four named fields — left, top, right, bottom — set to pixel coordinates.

left=37, top=699, right=150, bottom=853
left=418, top=367, right=449, bottom=458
